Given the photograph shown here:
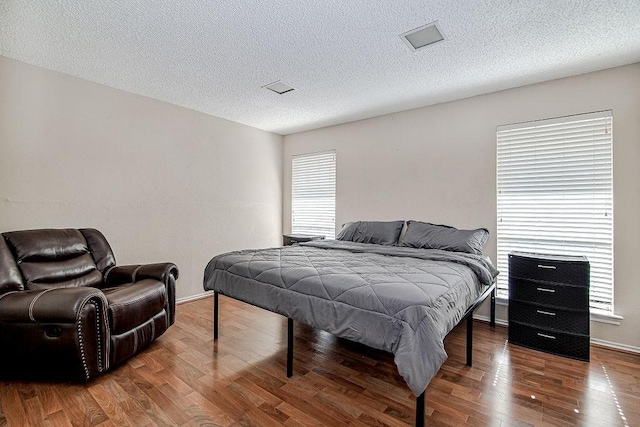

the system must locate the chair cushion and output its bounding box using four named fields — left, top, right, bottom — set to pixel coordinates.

left=102, top=280, right=167, bottom=335
left=2, top=229, right=102, bottom=290
left=79, top=229, right=116, bottom=275
left=0, top=238, right=24, bottom=293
